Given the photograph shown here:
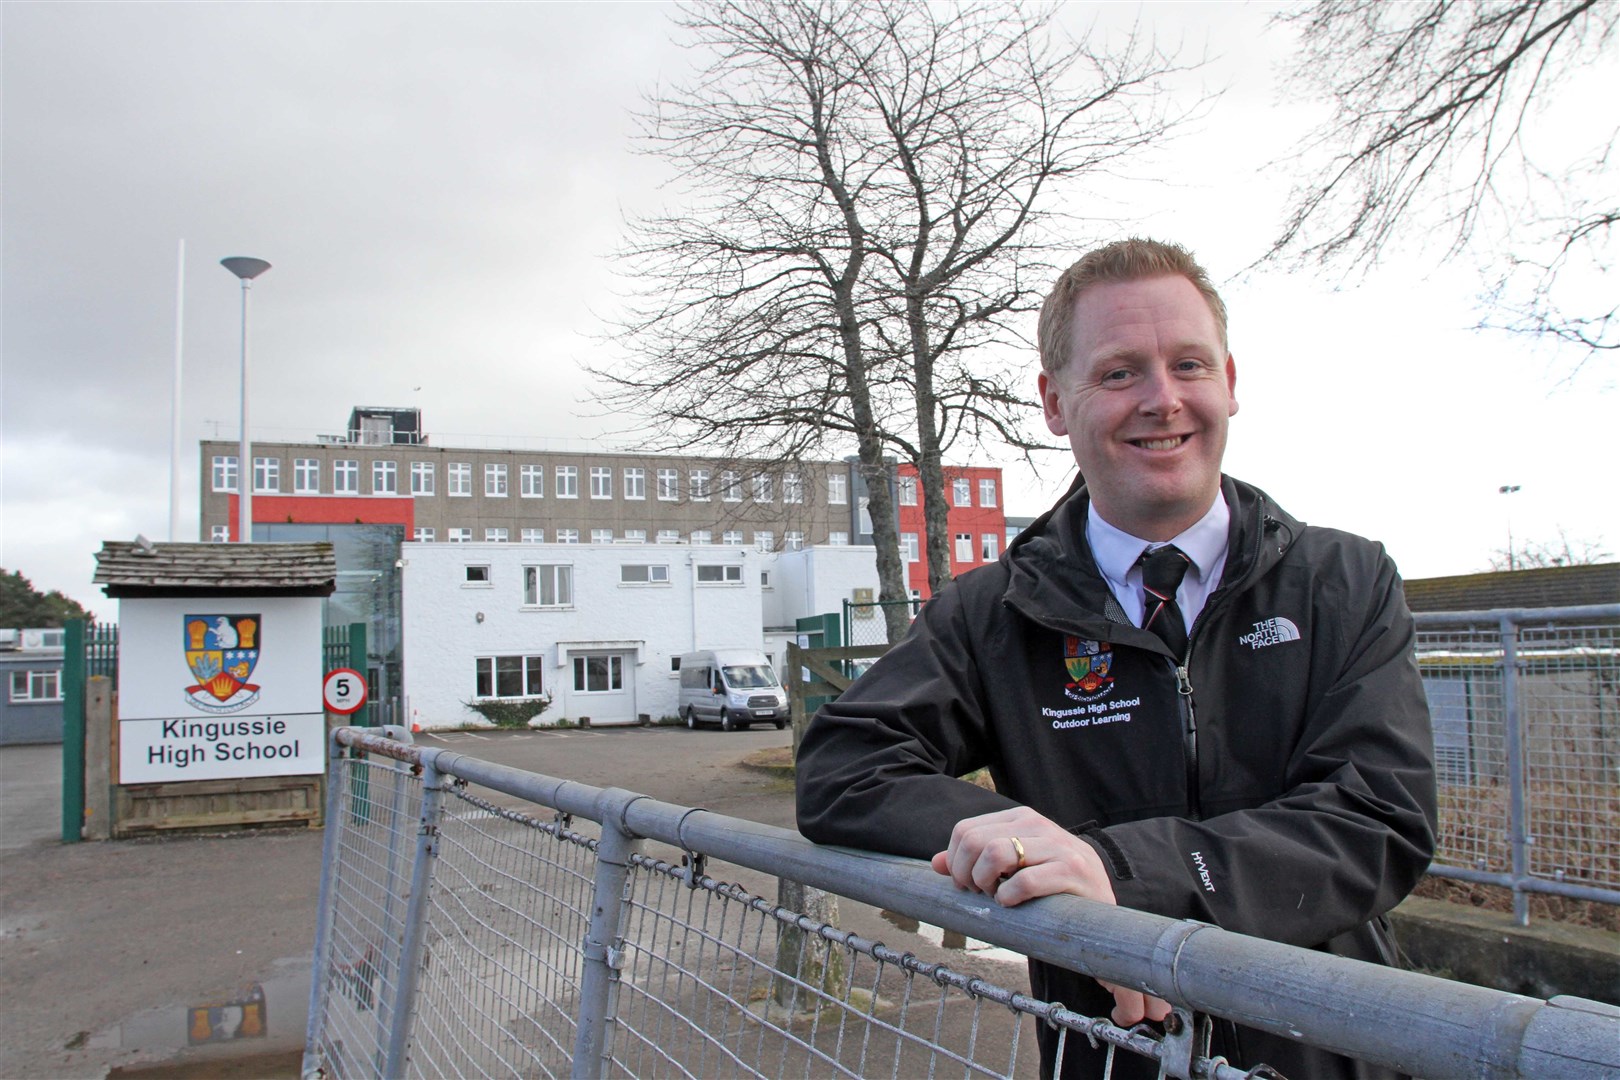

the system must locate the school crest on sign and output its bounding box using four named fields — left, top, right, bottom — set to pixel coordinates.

left=1063, top=635, right=1114, bottom=702
left=183, top=614, right=262, bottom=714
